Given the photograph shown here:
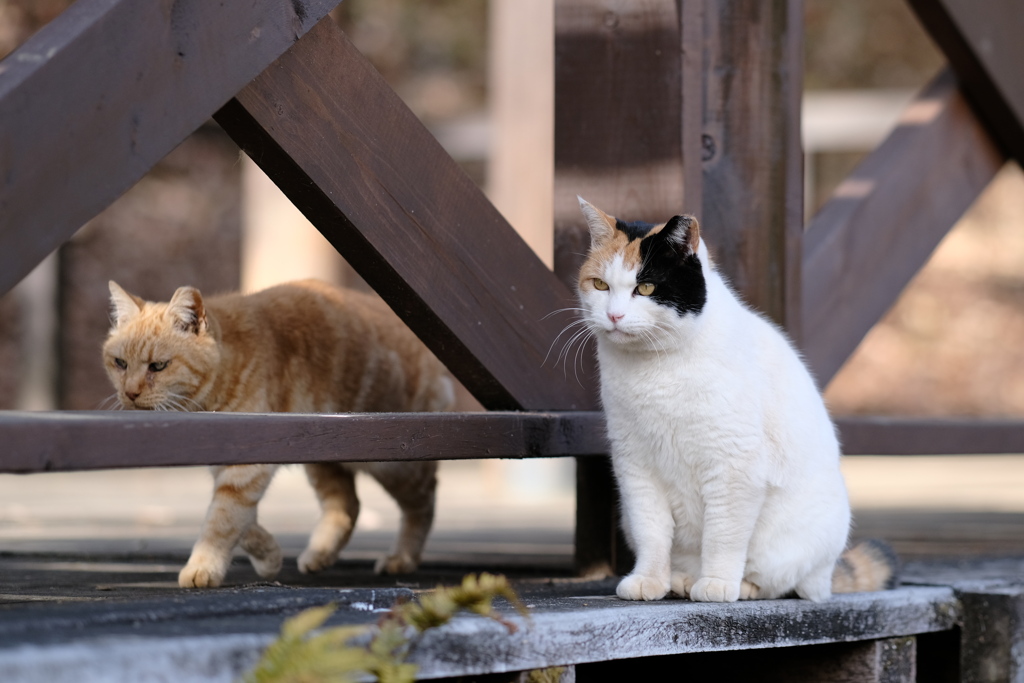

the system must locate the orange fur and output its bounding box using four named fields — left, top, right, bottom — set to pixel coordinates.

left=103, top=279, right=454, bottom=588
